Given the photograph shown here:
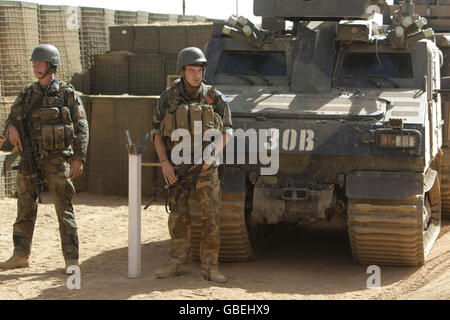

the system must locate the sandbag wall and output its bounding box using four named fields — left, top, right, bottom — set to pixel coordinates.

left=93, top=23, right=213, bottom=96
